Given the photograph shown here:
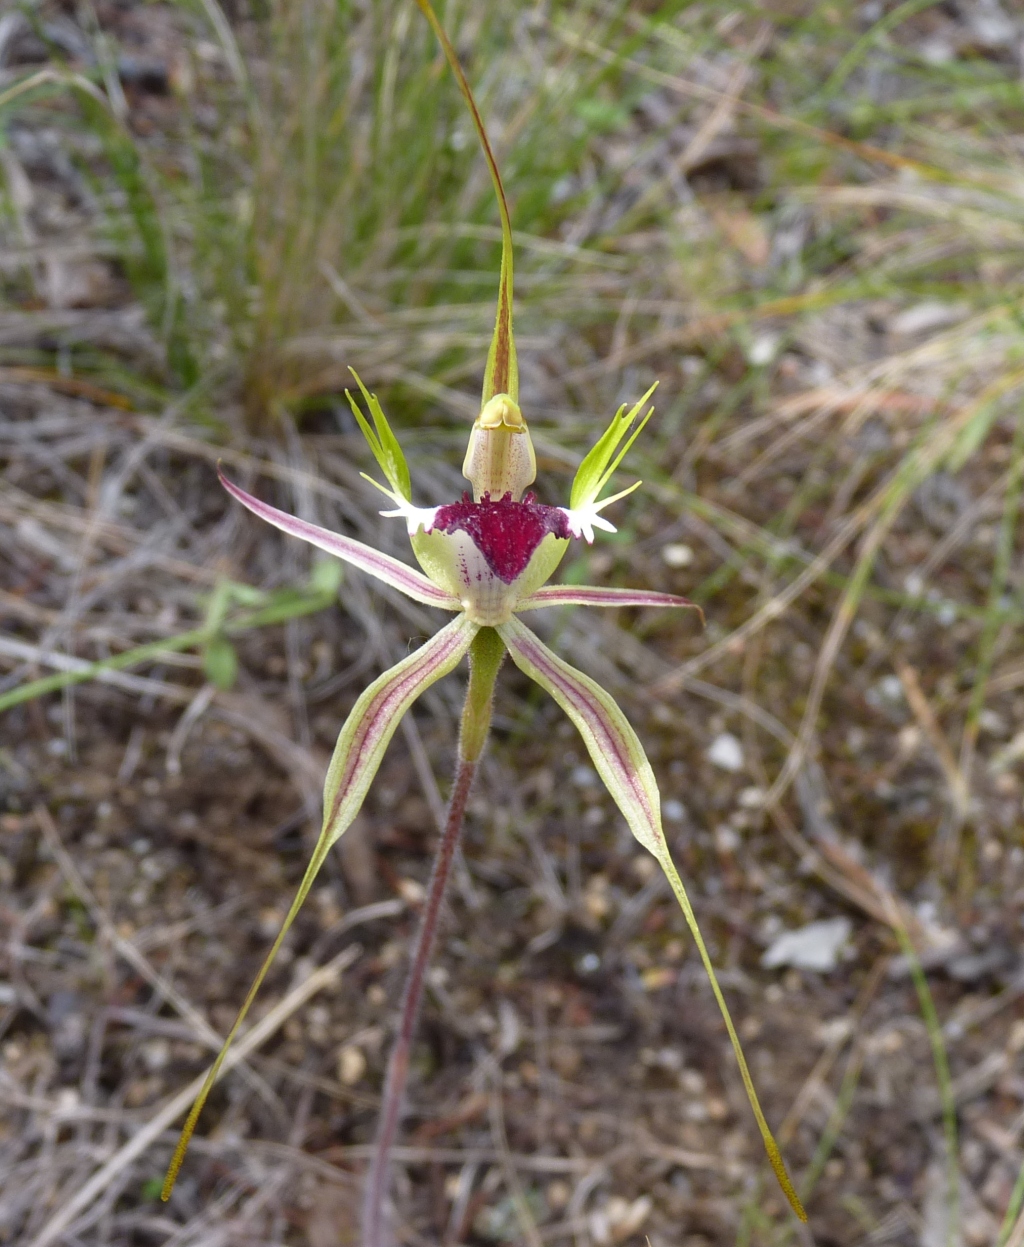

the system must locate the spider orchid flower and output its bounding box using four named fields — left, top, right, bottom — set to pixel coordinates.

left=163, top=0, right=805, bottom=1227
